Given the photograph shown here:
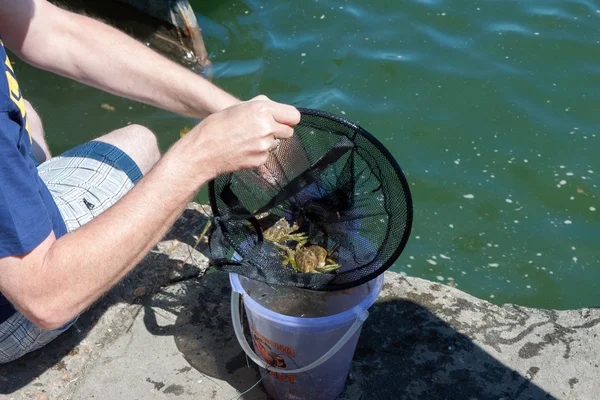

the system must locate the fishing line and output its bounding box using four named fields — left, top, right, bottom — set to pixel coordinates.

left=228, top=371, right=270, bottom=400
